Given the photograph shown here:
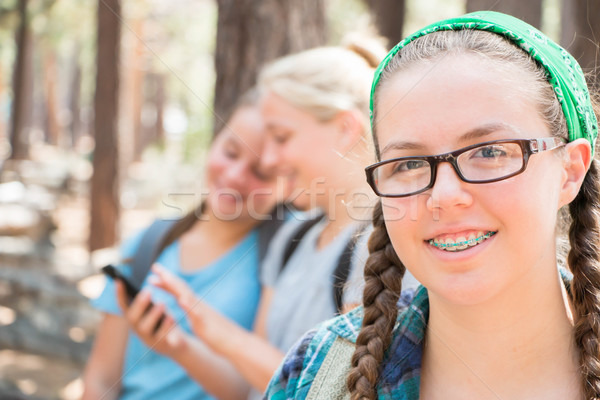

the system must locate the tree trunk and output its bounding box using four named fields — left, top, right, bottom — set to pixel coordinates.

left=213, top=0, right=327, bottom=134
left=68, top=44, right=82, bottom=147
left=466, top=0, right=543, bottom=29
left=89, top=0, right=121, bottom=252
left=364, top=0, right=405, bottom=48
left=0, top=60, right=4, bottom=142
left=9, top=0, right=33, bottom=160
left=560, top=0, right=600, bottom=84
left=43, top=51, right=61, bottom=146
left=154, top=73, right=165, bottom=145
left=131, top=18, right=145, bottom=162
